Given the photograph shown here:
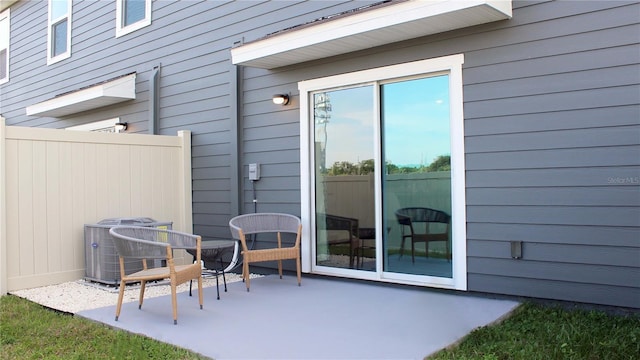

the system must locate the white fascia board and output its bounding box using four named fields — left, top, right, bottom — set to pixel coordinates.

left=231, top=0, right=512, bottom=69
left=26, top=73, right=136, bottom=117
